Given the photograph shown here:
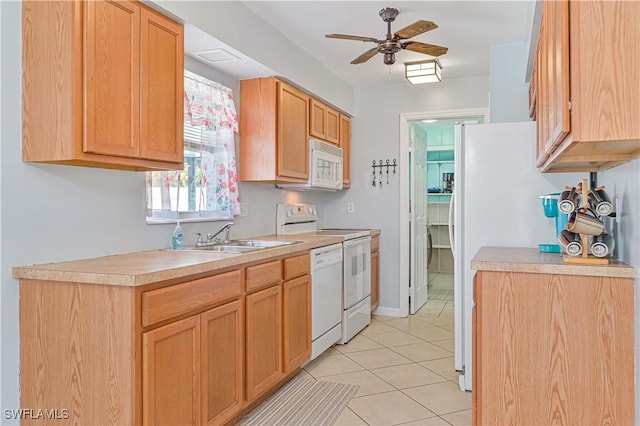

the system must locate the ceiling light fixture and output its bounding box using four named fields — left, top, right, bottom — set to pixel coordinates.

left=405, top=59, right=442, bottom=84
